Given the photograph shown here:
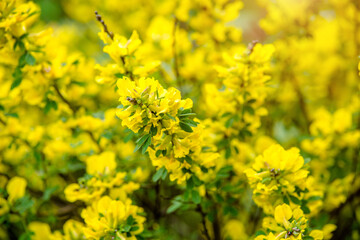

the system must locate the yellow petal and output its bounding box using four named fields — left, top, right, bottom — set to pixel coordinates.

left=274, top=204, right=292, bottom=224
left=310, top=230, right=324, bottom=240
